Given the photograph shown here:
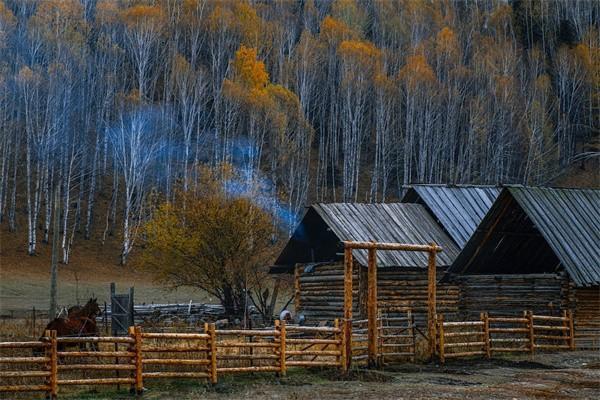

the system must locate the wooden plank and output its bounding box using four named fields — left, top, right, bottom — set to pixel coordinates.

left=57, top=351, right=135, bottom=357
left=142, top=372, right=210, bottom=379
left=0, top=341, right=48, bottom=348
left=142, top=359, right=210, bottom=365
left=0, top=356, right=49, bottom=363
left=427, top=247, right=437, bottom=359
left=58, top=364, right=135, bottom=371
left=217, top=366, right=280, bottom=373
left=141, top=333, right=210, bottom=339
left=0, top=371, right=50, bottom=378
left=344, top=246, right=353, bottom=370
left=367, top=247, right=378, bottom=368
left=58, top=378, right=135, bottom=385
left=0, top=385, right=50, bottom=392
